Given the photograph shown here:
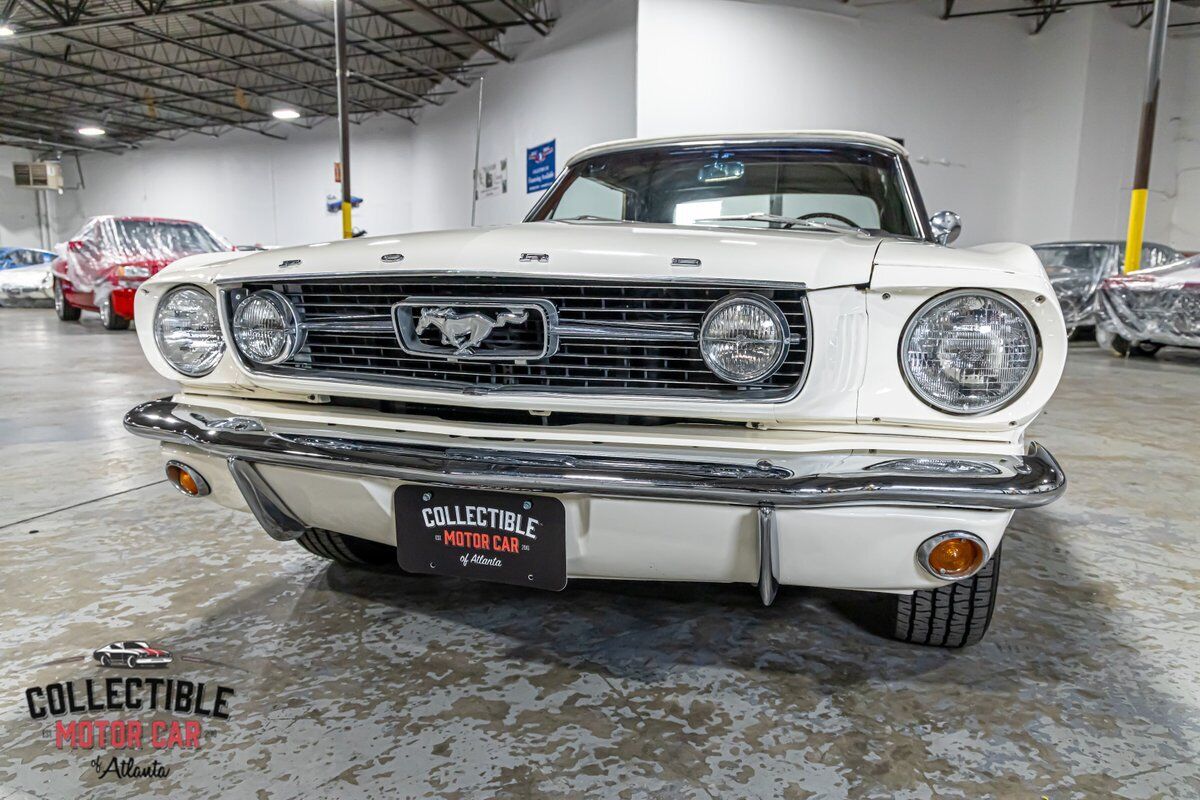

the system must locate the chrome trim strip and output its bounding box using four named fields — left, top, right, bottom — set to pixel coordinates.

left=757, top=505, right=780, bottom=606
left=555, top=321, right=697, bottom=342
left=126, top=399, right=1067, bottom=510
left=214, top=270, right=808, bottom=291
